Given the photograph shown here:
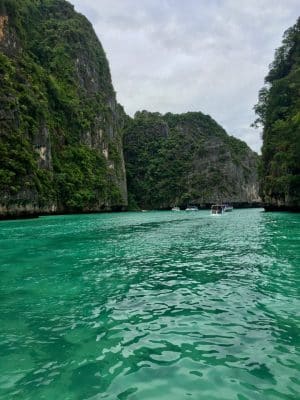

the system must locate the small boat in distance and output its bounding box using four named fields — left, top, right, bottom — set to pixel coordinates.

left=211, top=204, right=234, bottom=214
left=185, top=205, right=199, bottom=211
left=223, top=204, right=233, bottom=212
left=171, top=206, right=181, bottom=211
left=211, top=205, right=224, bottom=215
